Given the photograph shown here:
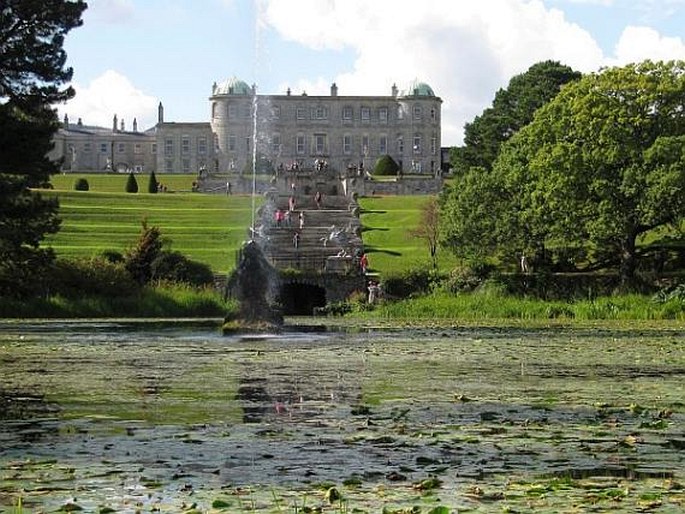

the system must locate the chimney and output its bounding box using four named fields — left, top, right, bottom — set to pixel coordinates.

left=391, top=83, right=398, bottom=97
left=113, top=114, right=118, bottom=132
left=286, top=87, right=291, bottom=96
left=77, top=118, right=83, bottom=126
left=158, top=102, right=164, bottom=124
left=133, top=118, right=138, bottom=132
left=331, top=82, right=338, bottom=97
left=63, top=113, right=69, bottom=126
left=120, top=118, right=125, bottom=131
